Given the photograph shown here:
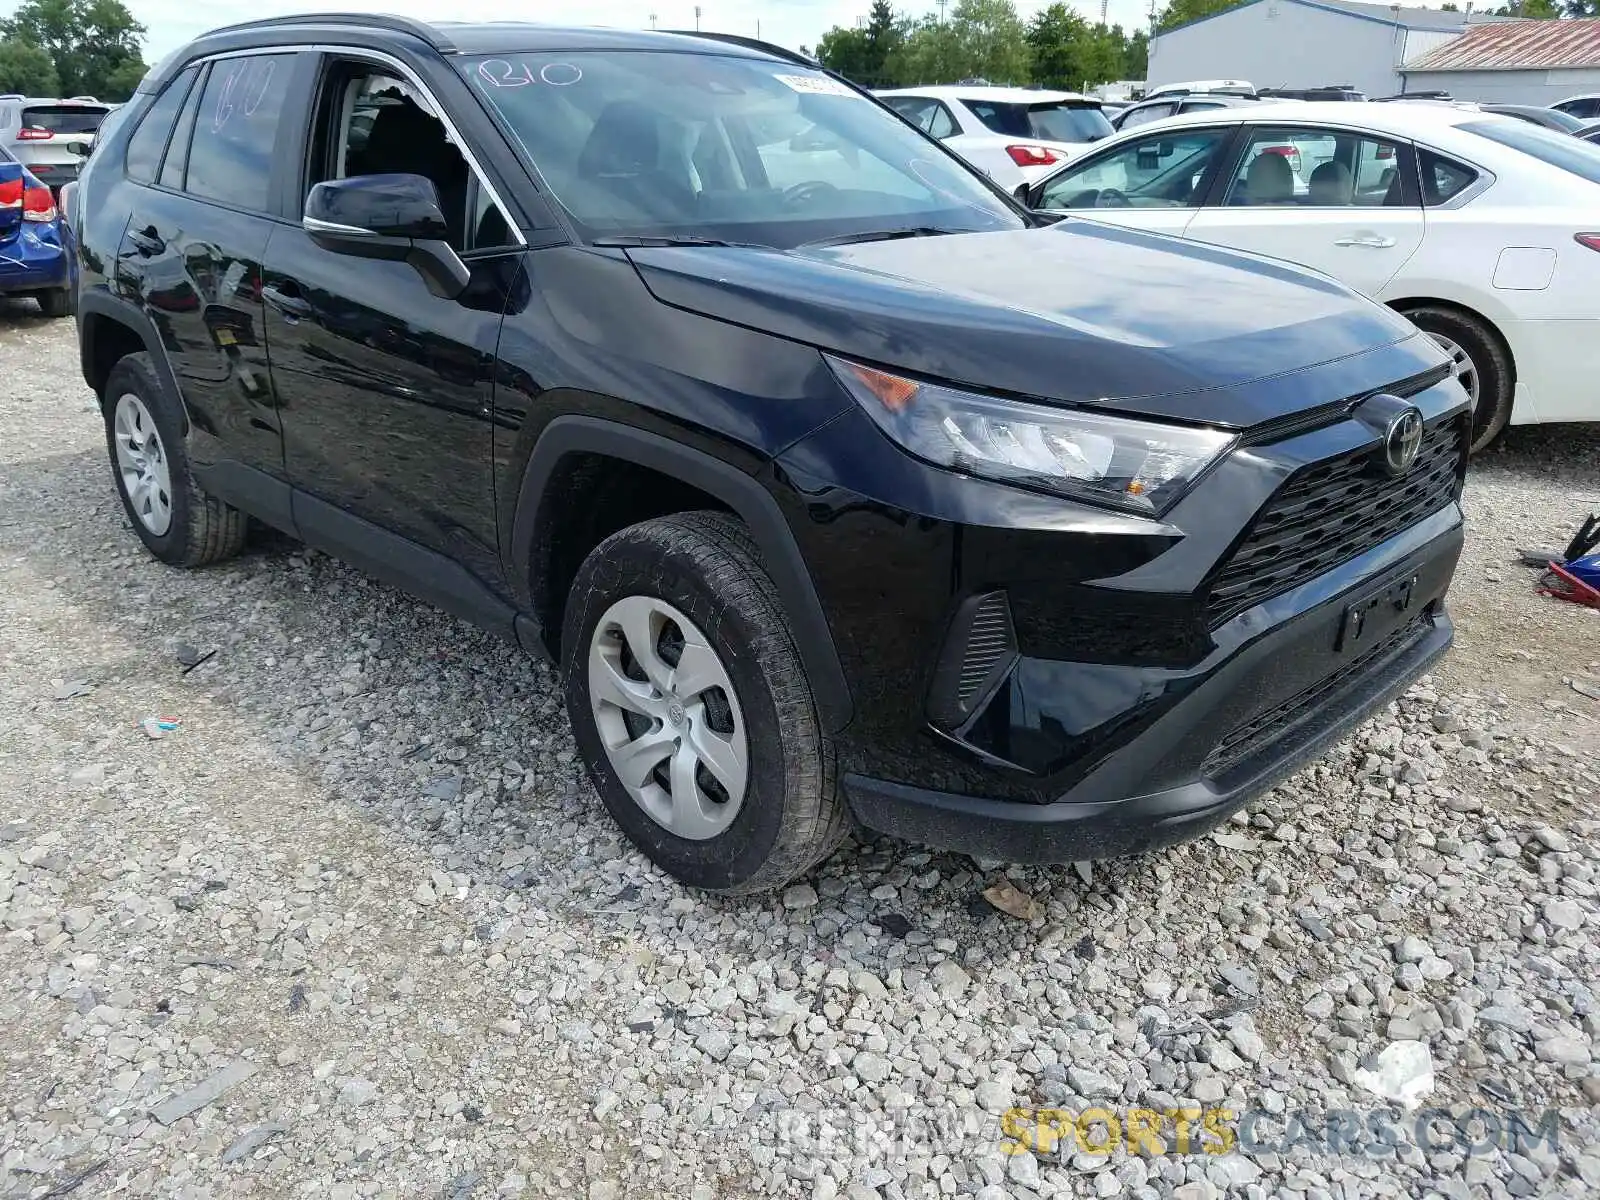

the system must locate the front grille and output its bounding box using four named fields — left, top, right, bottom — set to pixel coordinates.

left=1206, top=415, right=1465, bottom=626
left=1202, top=616, right=1429, bottom=778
